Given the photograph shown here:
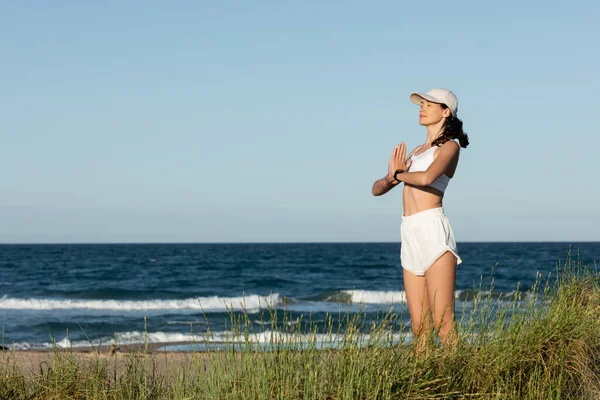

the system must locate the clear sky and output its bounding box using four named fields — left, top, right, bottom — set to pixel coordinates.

left=2, top=1, right=599, bottom=243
